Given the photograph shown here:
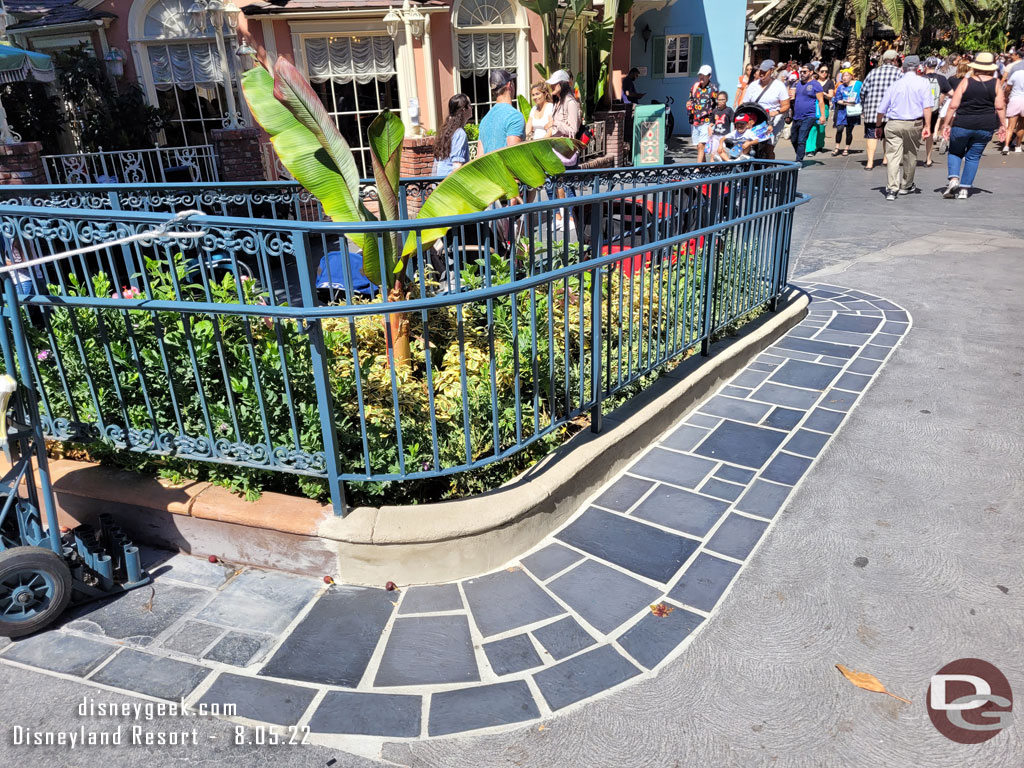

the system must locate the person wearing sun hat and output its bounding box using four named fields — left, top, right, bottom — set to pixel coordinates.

left=940, top=52, right=1007, bottom=199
